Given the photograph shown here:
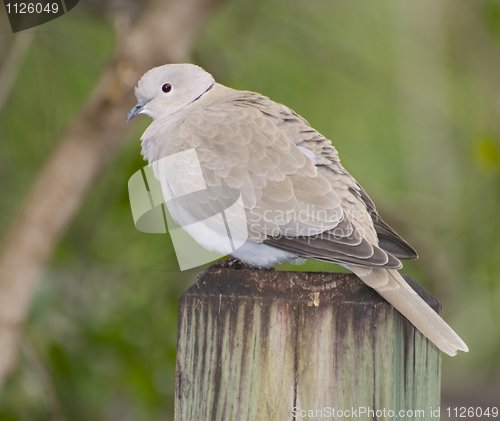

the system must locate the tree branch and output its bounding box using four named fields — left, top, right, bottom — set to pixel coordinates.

left=0, top=0, right=226, bottom=391
left=0, top=32, right=34, bottom=114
